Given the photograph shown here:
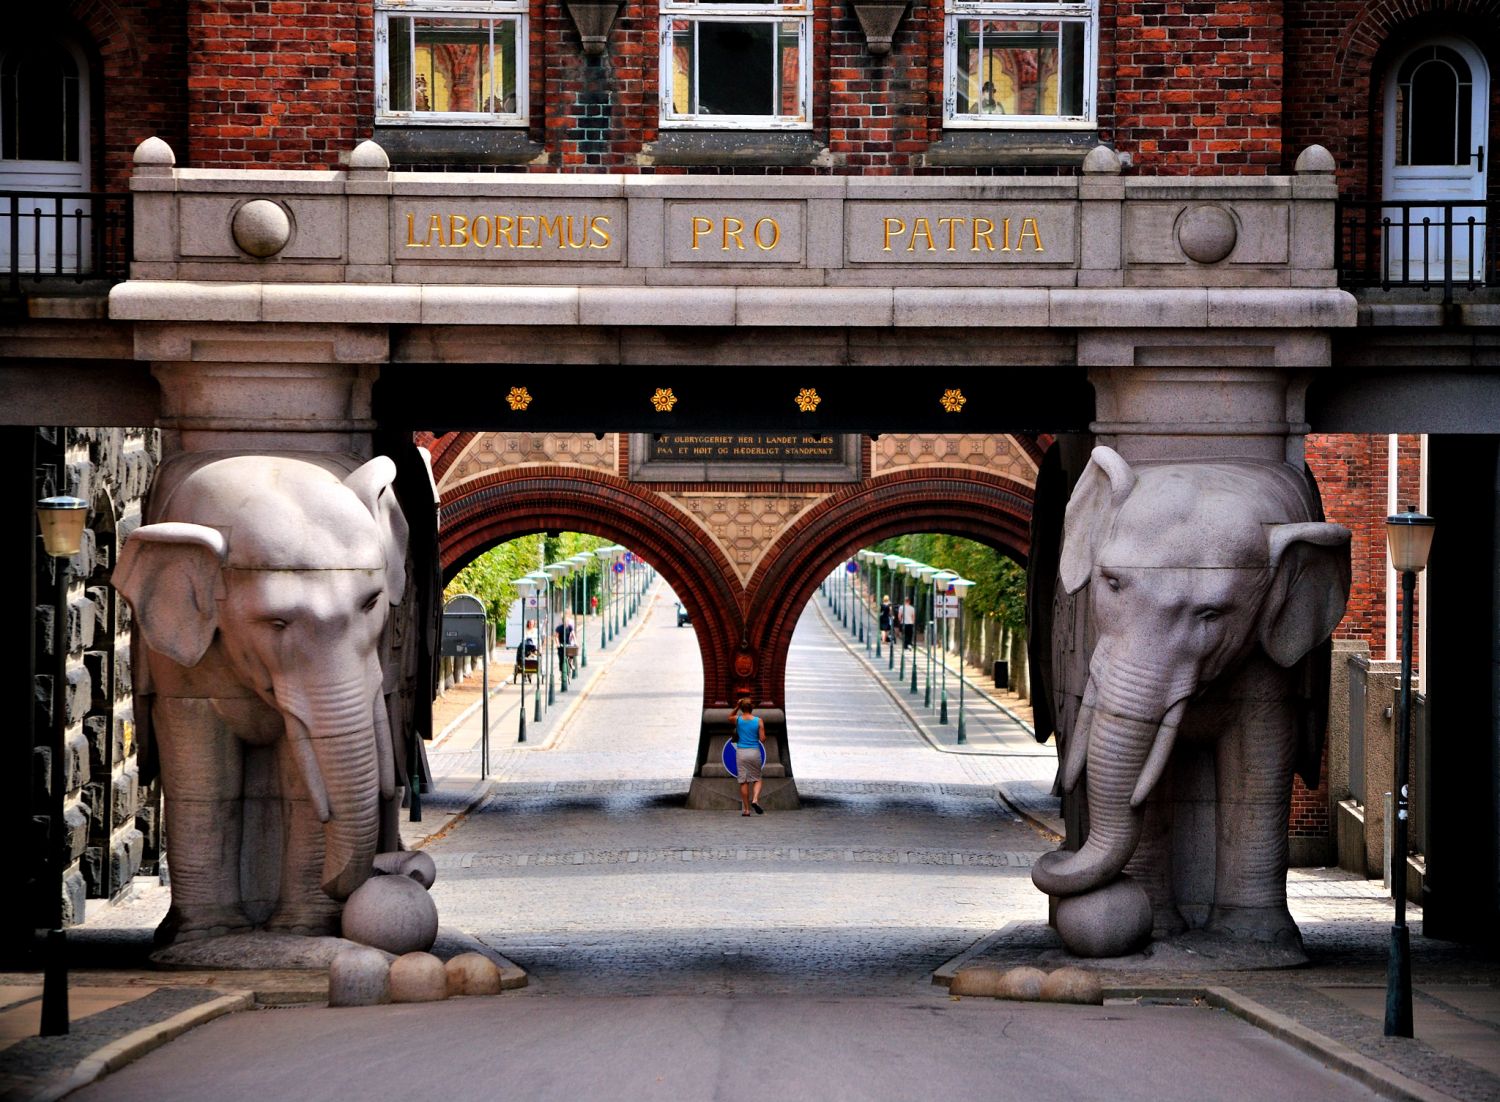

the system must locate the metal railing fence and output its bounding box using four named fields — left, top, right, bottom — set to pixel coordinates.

left=2, top=190, right=130, bottom=296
